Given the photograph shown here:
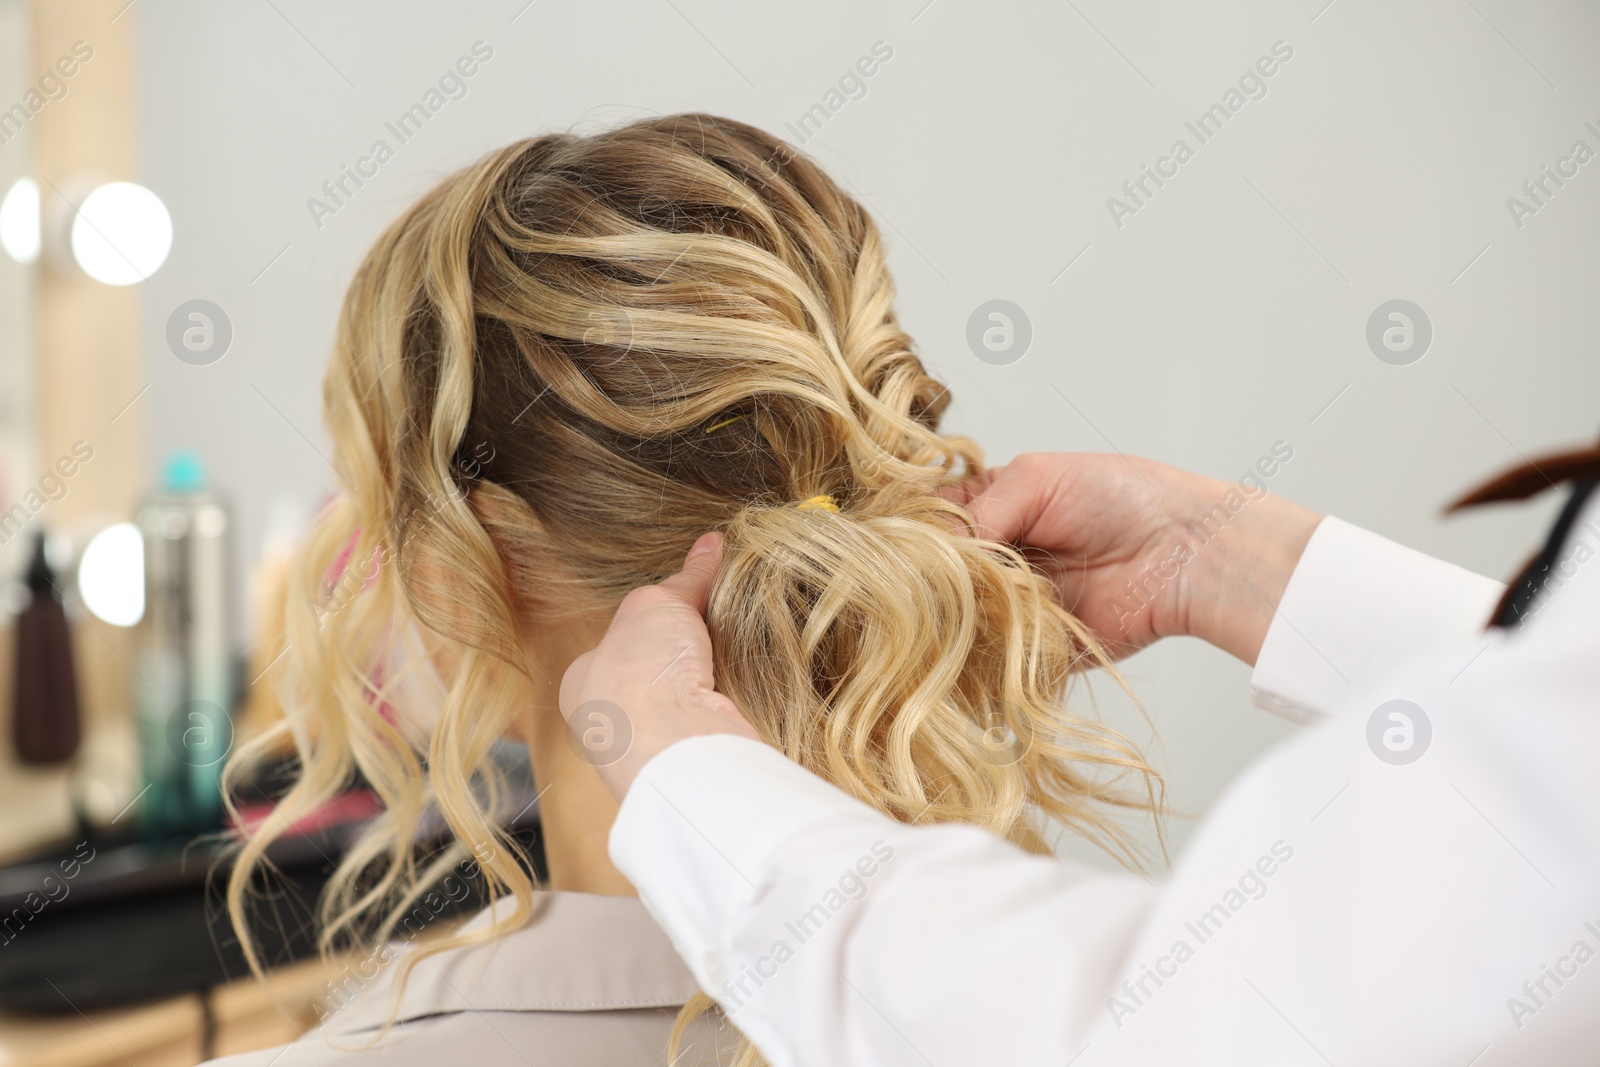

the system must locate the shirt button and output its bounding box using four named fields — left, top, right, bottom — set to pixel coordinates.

left=702, top=951, right=727, bottom=986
